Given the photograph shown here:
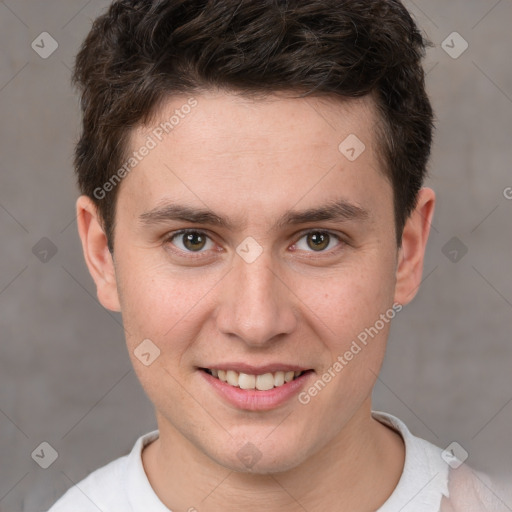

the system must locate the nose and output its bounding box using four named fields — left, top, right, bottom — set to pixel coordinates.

left=215, top=249, right=298, bottom=347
